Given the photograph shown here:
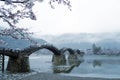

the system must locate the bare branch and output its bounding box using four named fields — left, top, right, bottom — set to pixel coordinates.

left=0, top=0, right=72, bottom=45
left=2, top=18, right=16, bottom=28
left=0, top=0, right=28, bottom=3
left=49, top=0, right=72, bottom=10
